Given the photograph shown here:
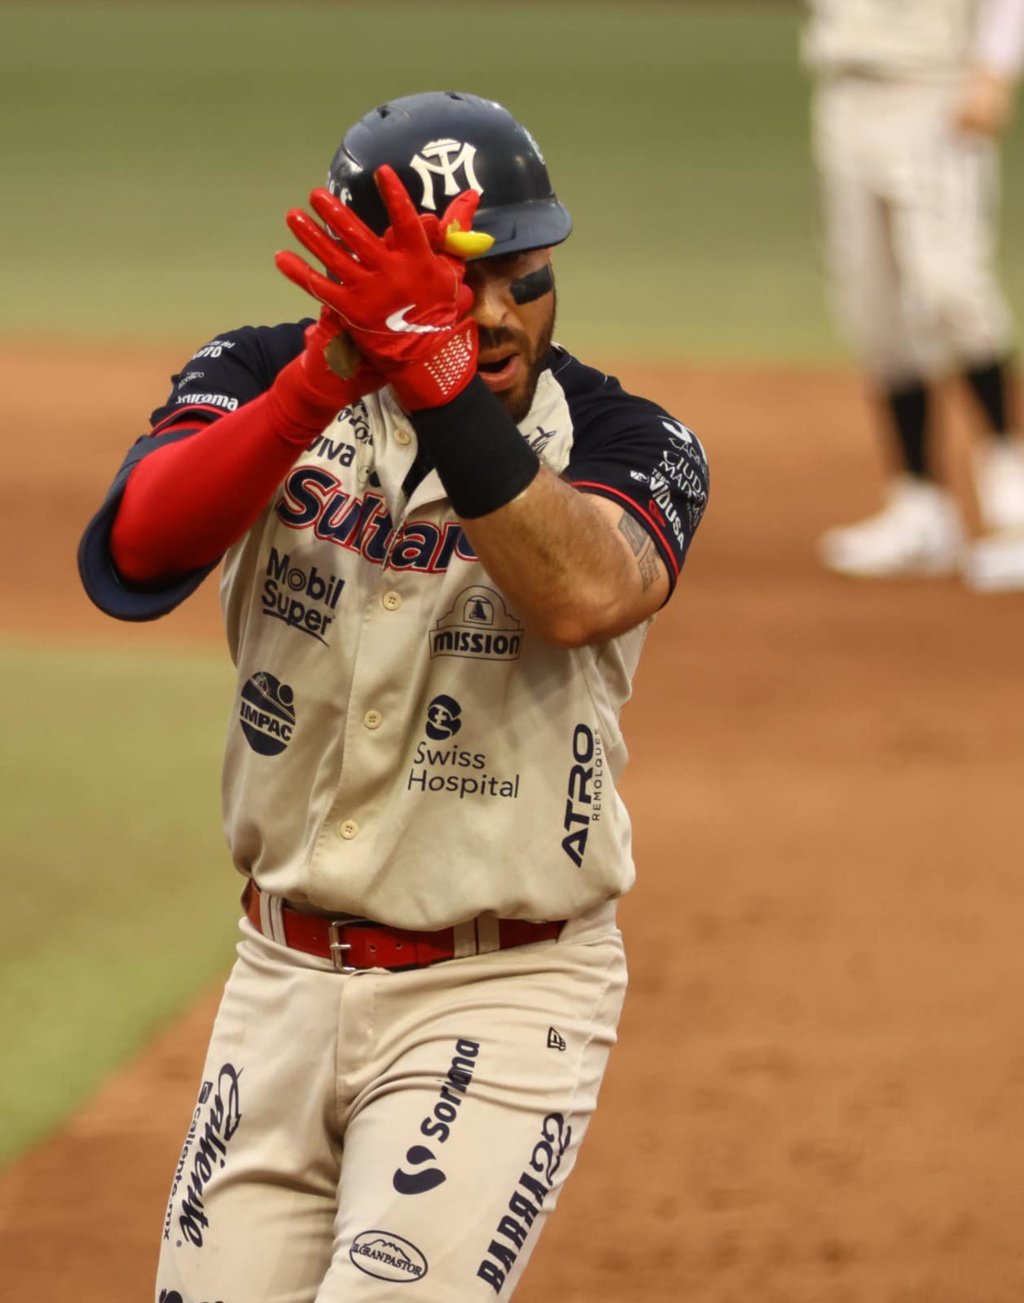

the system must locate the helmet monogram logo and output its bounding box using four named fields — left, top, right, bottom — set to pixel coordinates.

left=409, top=139, right=483, bottom=211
